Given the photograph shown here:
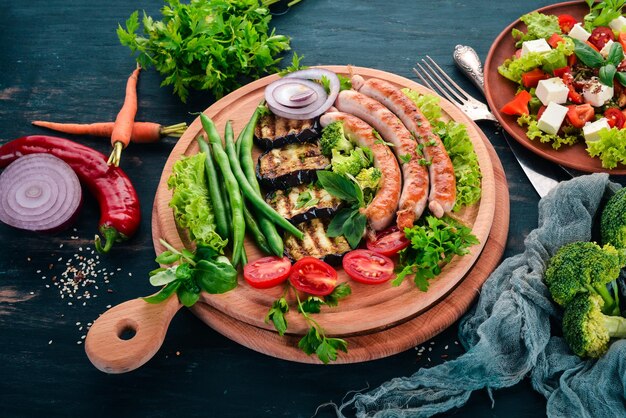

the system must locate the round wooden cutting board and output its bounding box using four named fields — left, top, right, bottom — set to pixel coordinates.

left=152, top=66, right=497, bottom=338
left=189, top=129, right=508, bottom=364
